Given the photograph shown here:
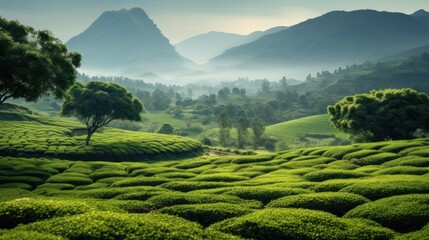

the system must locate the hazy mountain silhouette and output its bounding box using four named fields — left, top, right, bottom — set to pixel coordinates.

left=382, top=44, right=429, bottom=61
left=67, top=8, right=193, bottom=78
left=210, top=10, right=429, bottom=71
left=175, top=26, right=287, bottom=64
left=412, top=9, right=429, bottom=27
